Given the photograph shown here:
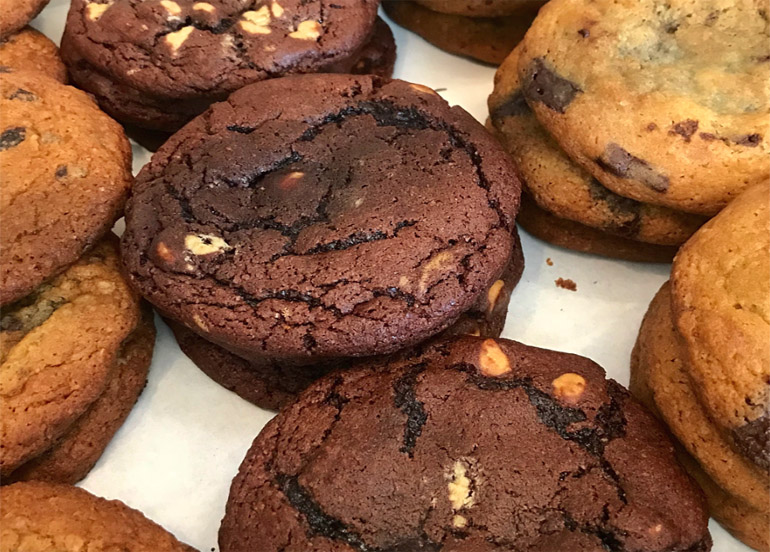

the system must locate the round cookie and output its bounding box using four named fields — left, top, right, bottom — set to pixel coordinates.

left=517, top=0, right=770, bottom=215
left=1, top=481, right=196, bottom=551
left=61, top=0, right=380, bottom=131
left=489, top=47, right=707, bottom=245
left=122, top=74, right=520, bottom=362
left=0, top=239, right=141, bottom=478
left=0, top=27, right=67, bottom=82
left=169, top=234, right=523, bottom=410
left=414, top=0, right=543, bottom=17
left=0, top=69, right=133, bottom=306
left=517, top=193, right=679, bottom=263
left=382, top=1, right=536, bottom=65
left=0, top=0, right=50, bottom=38
left=6, top=307, right=155, bottom=484
left=629, top=282, right=769, bottom=512
left=220, top=336, right=712, bottom=552
left=671, top=184, right=770, bottom=472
